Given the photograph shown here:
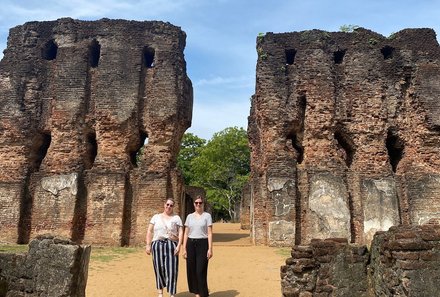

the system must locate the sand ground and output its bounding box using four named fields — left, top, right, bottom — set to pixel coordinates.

left=86, top=223, right=288, bottom=297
